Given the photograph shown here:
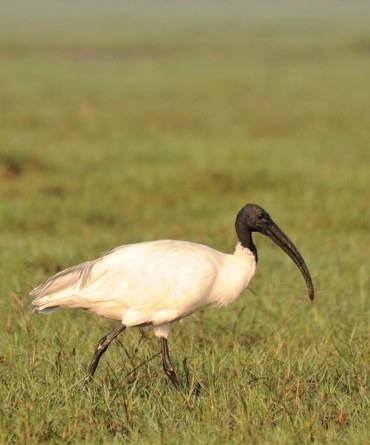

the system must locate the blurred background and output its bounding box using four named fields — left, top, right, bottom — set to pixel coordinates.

left=1, top=0, right=368, bottom=298
left=0, top=1, right=369, bottom=443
